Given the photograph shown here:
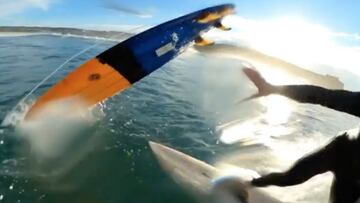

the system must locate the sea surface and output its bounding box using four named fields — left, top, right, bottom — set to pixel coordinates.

left=0, top=34, right=359, bottom=203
